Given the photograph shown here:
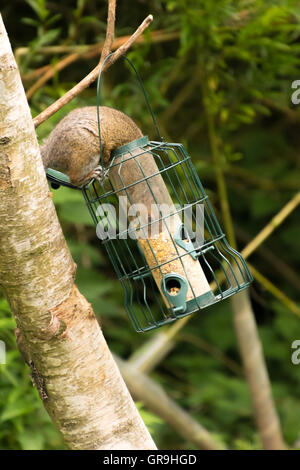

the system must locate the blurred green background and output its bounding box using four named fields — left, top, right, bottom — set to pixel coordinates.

left=0, top=0, right=300, bottom=450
